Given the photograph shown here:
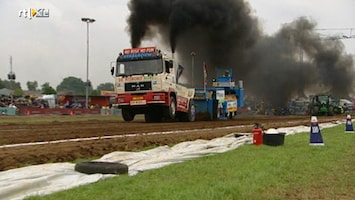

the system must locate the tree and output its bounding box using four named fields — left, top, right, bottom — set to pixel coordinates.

left=41, top=82, right=56, bottom=94
left=96, top=82, right=114, bottom=94
left=0, top=79, right=22, bottom=96
left=56, top=76, right=90, bottom=95
left=0, top=79, right=5, bottom=89
left=0, top=80, right=22, bottom=90
left=13, top=88, right=24, bottom=96
left=90, top=89, right=99, bottom=96
left=27, top=81, right=38, bottom=91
